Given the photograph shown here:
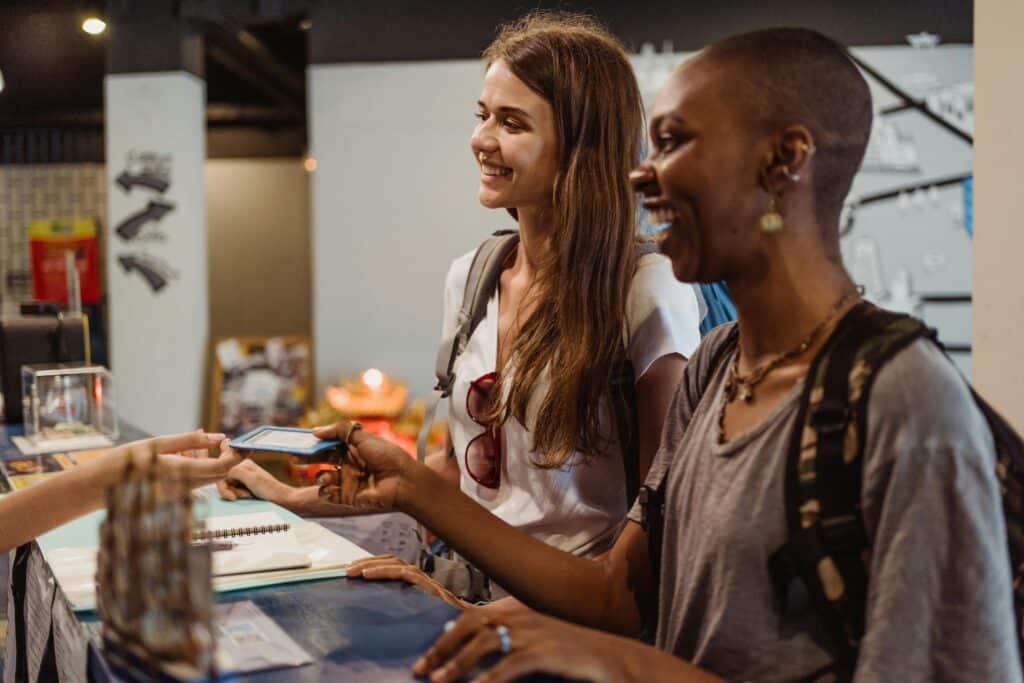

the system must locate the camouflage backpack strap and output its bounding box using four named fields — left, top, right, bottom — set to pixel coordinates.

left=769, top=301, right=932, bottom=681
